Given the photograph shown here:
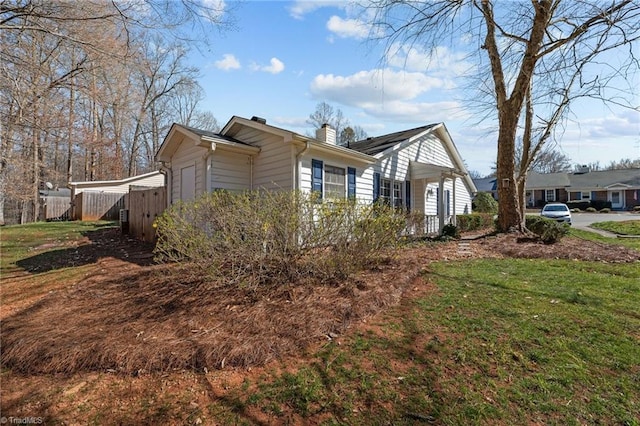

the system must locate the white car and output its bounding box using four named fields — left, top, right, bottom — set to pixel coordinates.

left=541, top=203, right=572, bottom=225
